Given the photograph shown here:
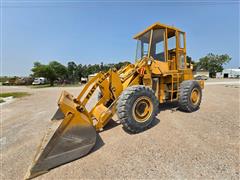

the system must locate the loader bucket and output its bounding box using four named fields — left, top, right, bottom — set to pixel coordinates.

left=51, top=107, right=64, bottom=120
left=25, top=91, right=96, bottom=179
